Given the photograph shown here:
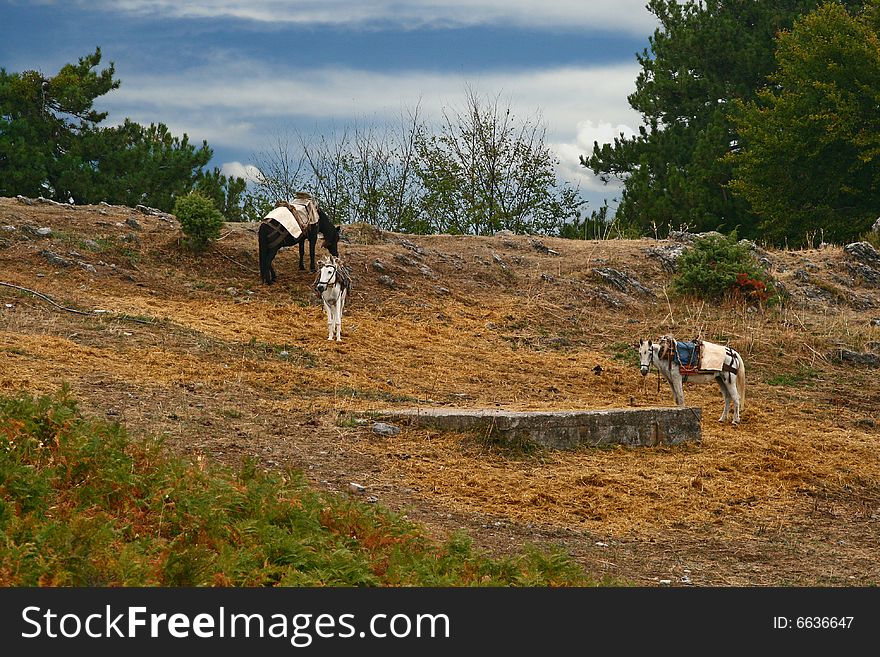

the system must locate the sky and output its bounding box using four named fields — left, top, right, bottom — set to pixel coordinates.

left=0, top=0, right=659, bottom=213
